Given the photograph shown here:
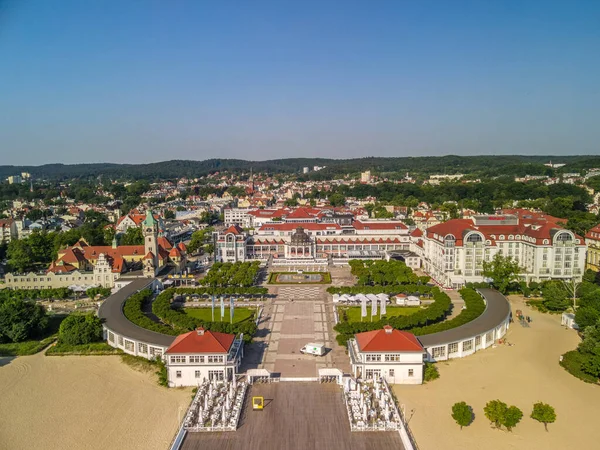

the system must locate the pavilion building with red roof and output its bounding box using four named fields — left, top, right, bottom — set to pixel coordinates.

left=348, top=325, right=425, bottom=385
left=165, top=327, right=244, bottom=387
